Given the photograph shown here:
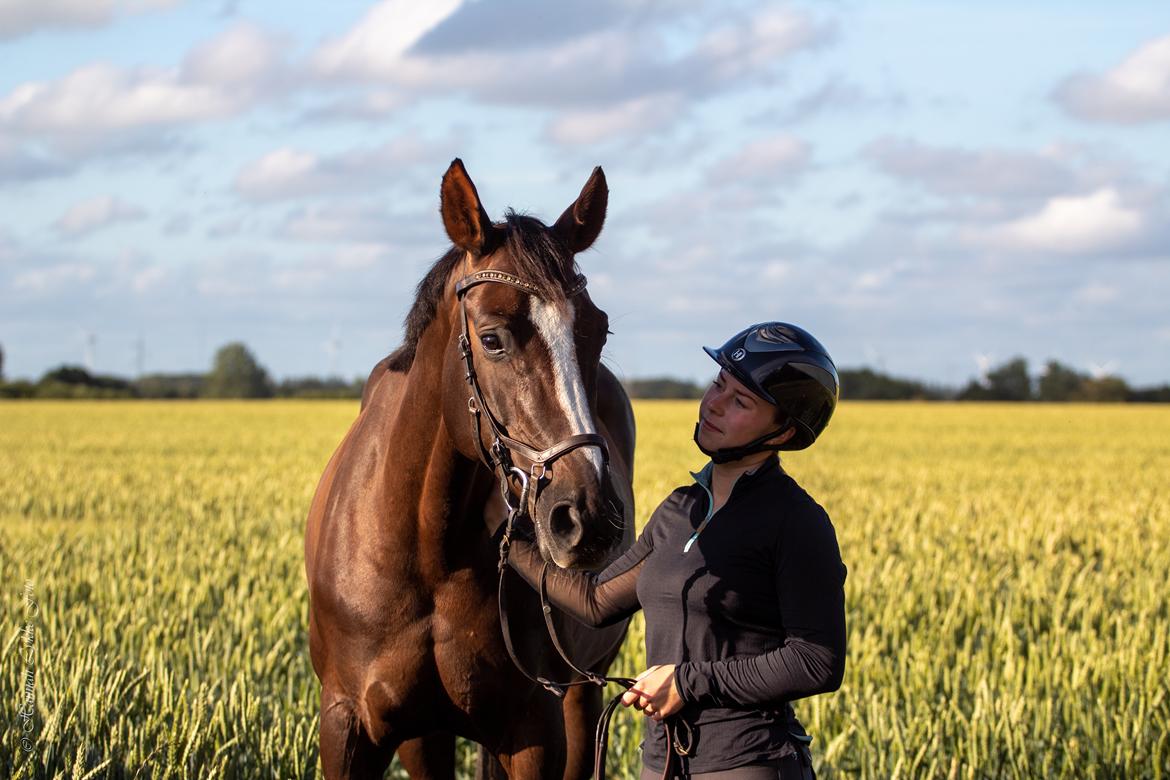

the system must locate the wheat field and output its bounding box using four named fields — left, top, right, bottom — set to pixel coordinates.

left=1, top=400, right=1167, bottom=778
